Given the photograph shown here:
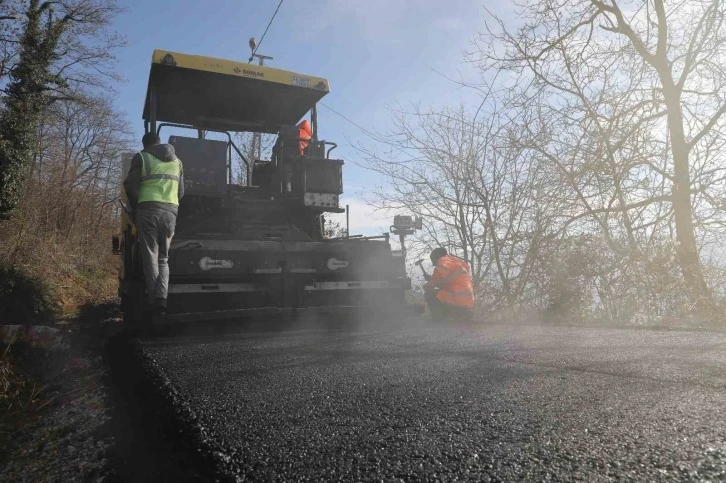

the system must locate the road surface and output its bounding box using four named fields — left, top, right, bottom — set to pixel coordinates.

left=131, top=318, right=726, bottom=481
